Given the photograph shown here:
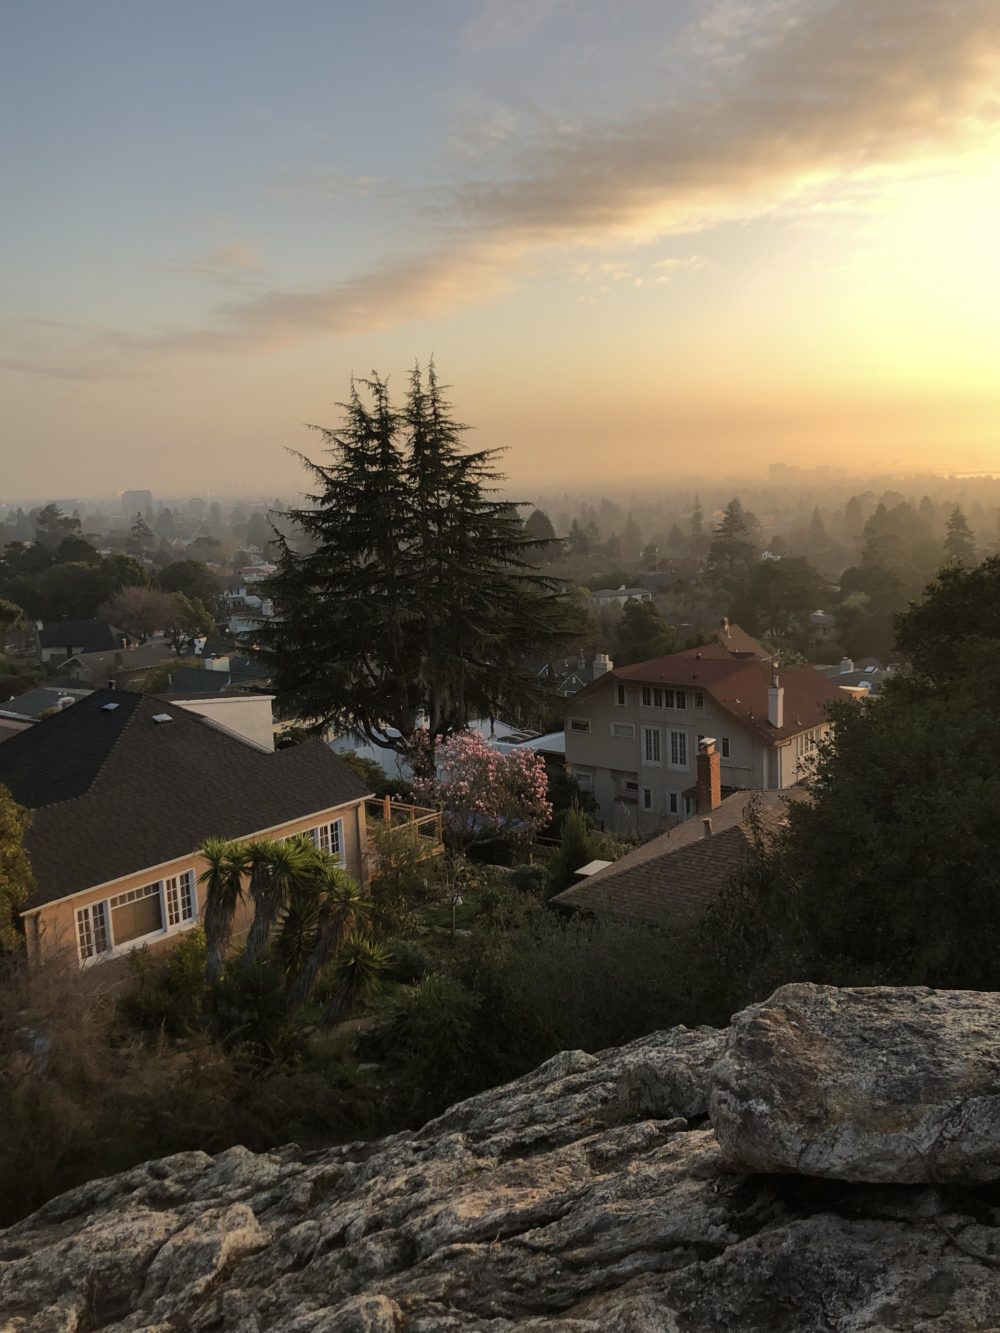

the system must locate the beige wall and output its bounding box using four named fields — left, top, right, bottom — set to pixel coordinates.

left=24, top=798, right=368, bottom=972
left=565, top=678, right=826, bottom=834
left=172, top=694, right=276, bottom=751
